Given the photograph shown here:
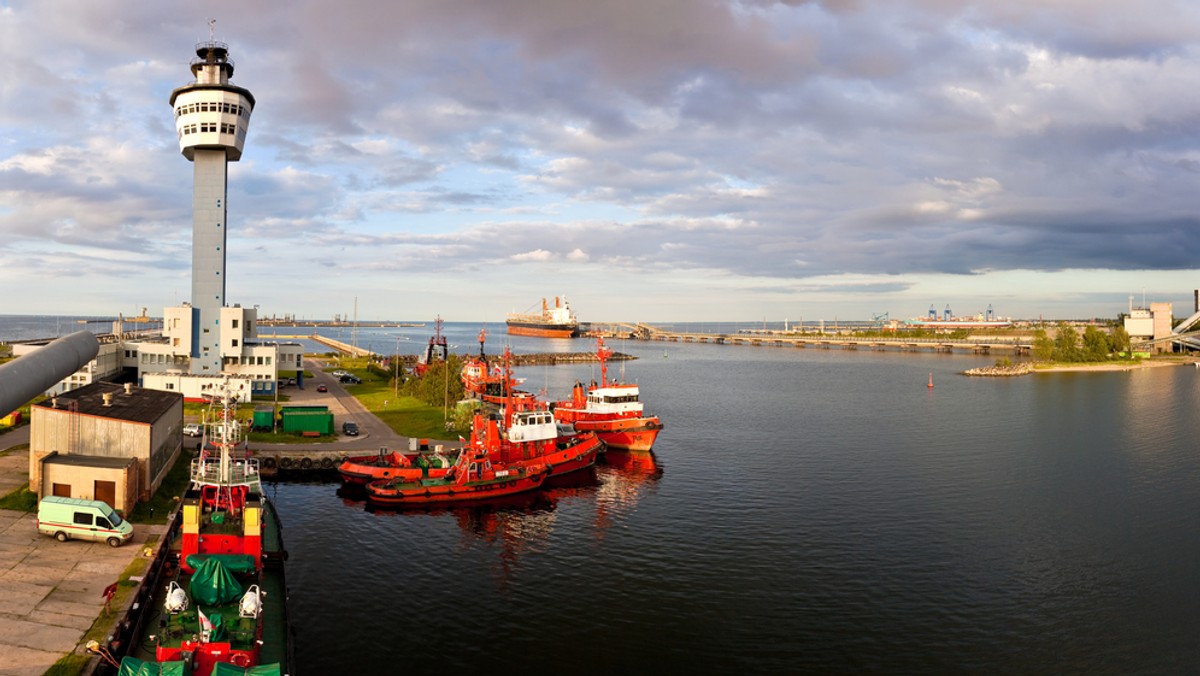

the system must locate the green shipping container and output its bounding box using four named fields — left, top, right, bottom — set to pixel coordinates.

left=252, top=406, right=275, bottom=431
left=279, top=409, right=334, bottom=435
